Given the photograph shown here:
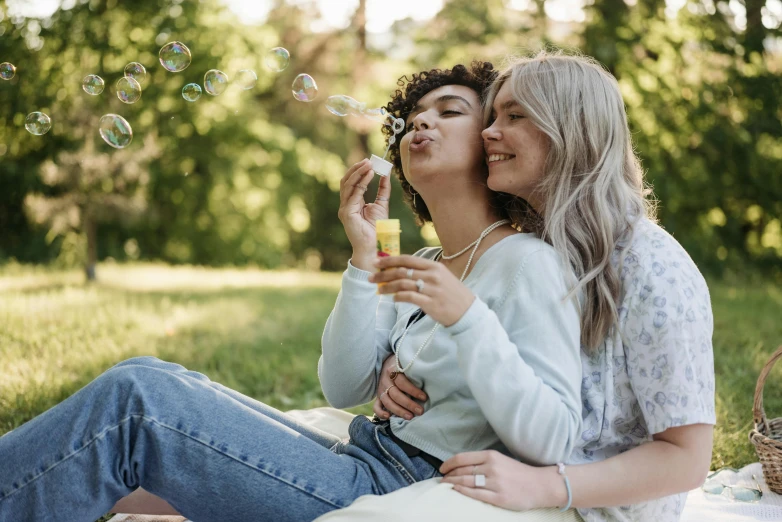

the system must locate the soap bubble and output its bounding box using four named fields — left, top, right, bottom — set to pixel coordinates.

left=82, top=74, right=105, bottom=95
left=265, top=47, right=289, bottom=72
left=235, top=69, right=257, bottom=90
left=116, top=76, right=142, bottom=104
left=362, top=107, right=389, bottom=123
left=326, top=94, right=389, bottom=123
left=204, top=69, right=228, bottom=96
left=99, top=114, right=133, bottom=149
left=291, top=74, right=318, bottom=102
left=0, top=62, right=16, bottom=80
left=25, top=112, right=51, bottom=135
left=326, top=95, right=364, bottom=117
left=159, top=41, right=191, bottom=72
left=124, top=62, right=147, bottom=85
left=182, top=82, right=202, bottom=102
